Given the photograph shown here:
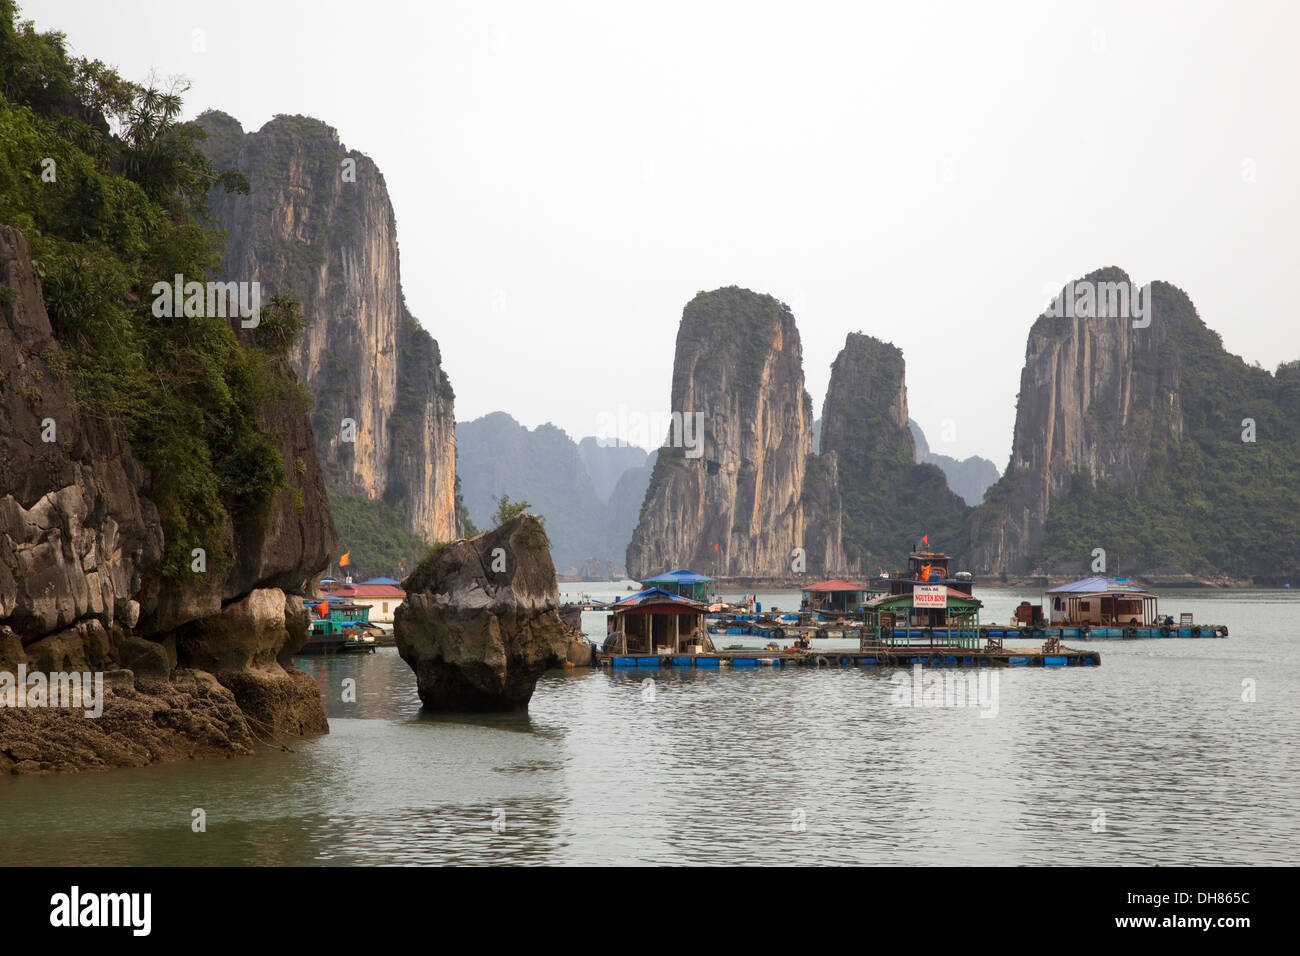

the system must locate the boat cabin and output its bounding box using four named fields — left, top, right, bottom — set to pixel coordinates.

left=1043, top=577, right=1159, bottom=626
left=608, top=587, right=709, bottom=654
left=801, top=579, right=868, bottom=615
left=880, top=551, right=975, bottom=598
left=639, top=569, right=717, bottom=603
left=308, top=595, right=372, bottom=625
